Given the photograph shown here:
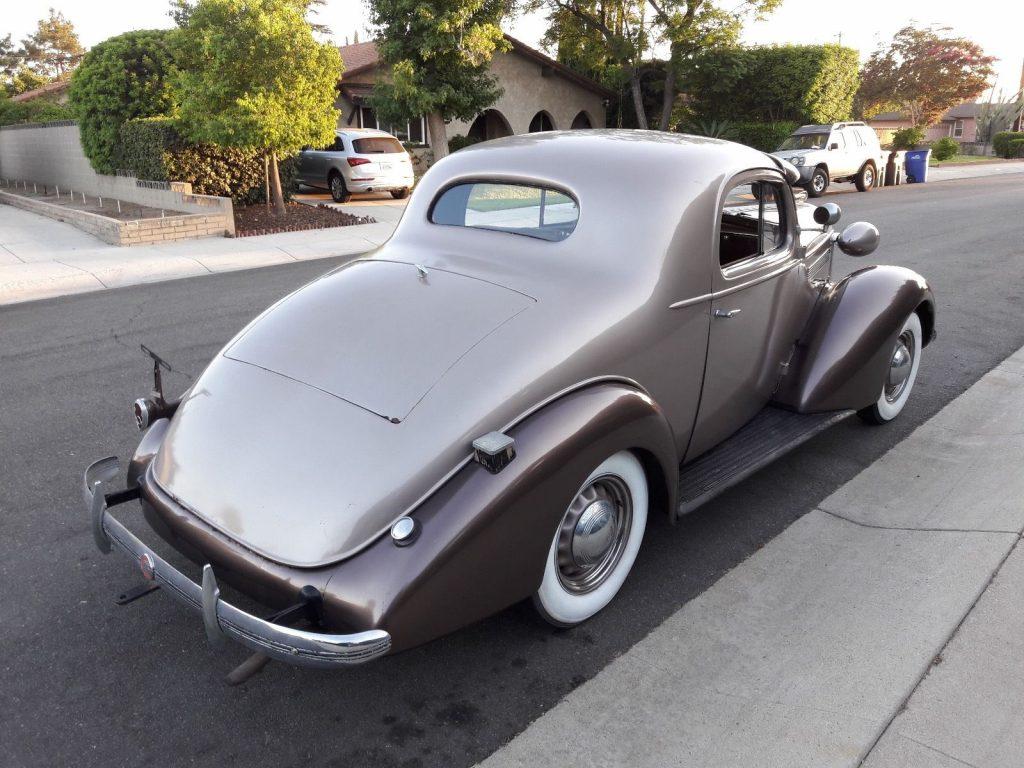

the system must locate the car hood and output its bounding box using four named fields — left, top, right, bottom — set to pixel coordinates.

left=772, top=148, right=823, bottom=159
left=150, top=260, right=535, bottom=567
